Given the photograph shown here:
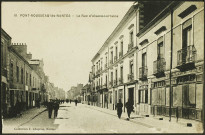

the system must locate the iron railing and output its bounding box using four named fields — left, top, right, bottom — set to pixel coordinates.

left=139, top=66, right=148, bottom=80
left=177, top=45, right=196, bottom=66
left=153, top=58, right=166, bottom=74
